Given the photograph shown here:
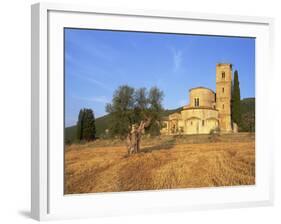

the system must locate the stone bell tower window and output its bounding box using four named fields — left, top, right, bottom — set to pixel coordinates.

left=222, top=72, right=225, bottom=79
left=194, top=98, right=200, bottom=107
left=222, top=87, right=224, bottom=93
